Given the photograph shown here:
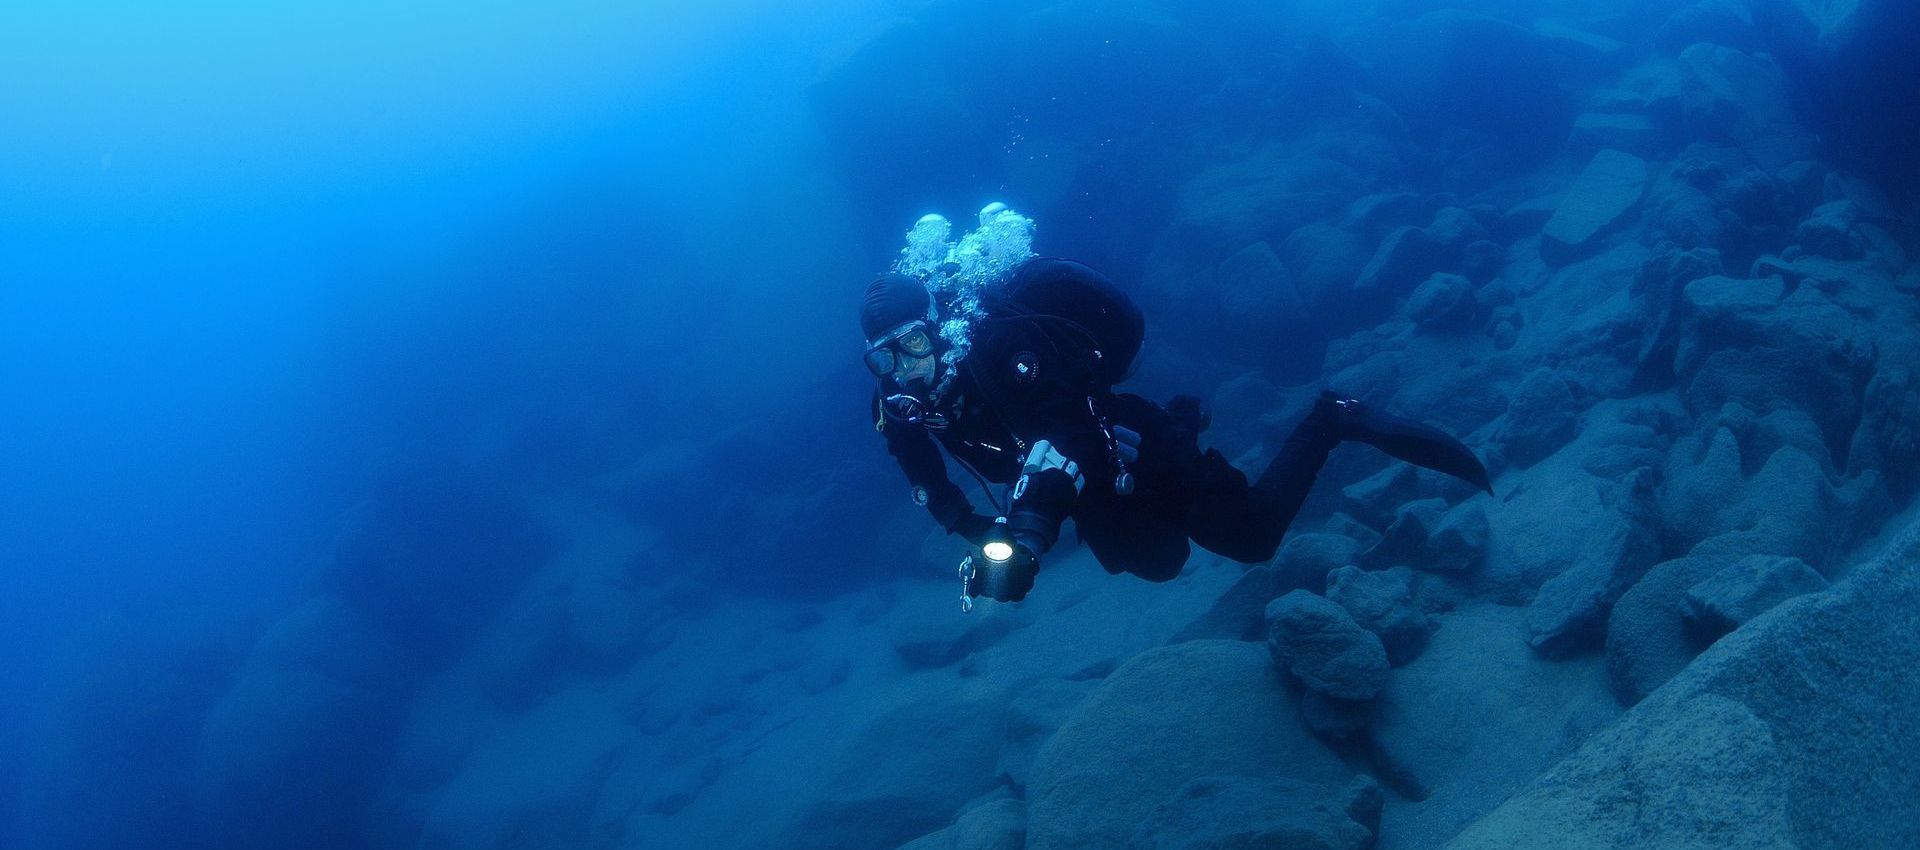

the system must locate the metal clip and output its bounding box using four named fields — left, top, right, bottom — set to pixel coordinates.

left=1087, top=396, right=1136, bottom=497
left=957, top=556, right=976, bottom=613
